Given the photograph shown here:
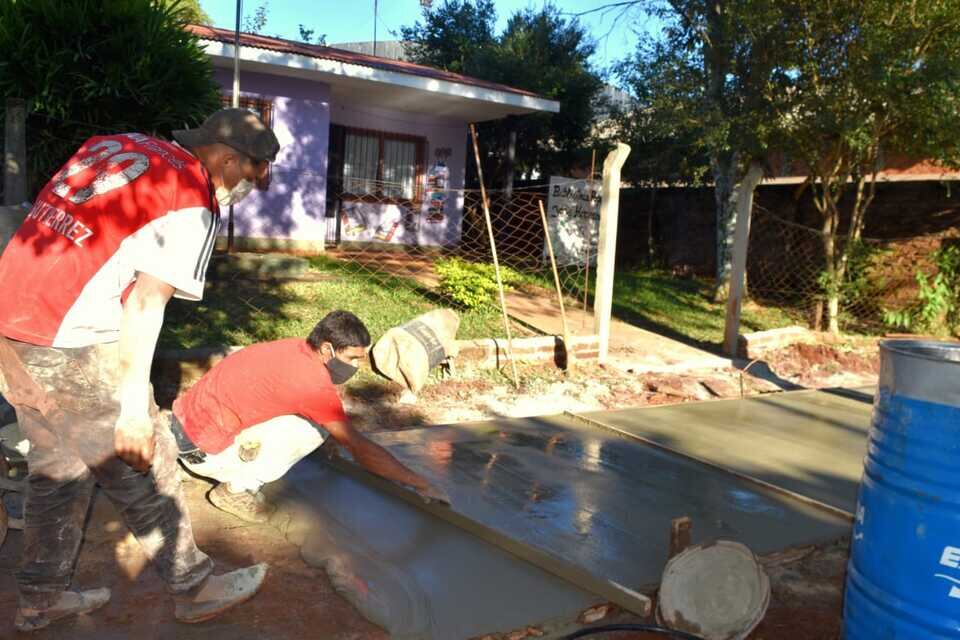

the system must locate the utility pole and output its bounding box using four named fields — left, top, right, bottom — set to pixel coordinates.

left=373, top=0, right=379, bottom=57
left=229, top=0, right=243, bottom=253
